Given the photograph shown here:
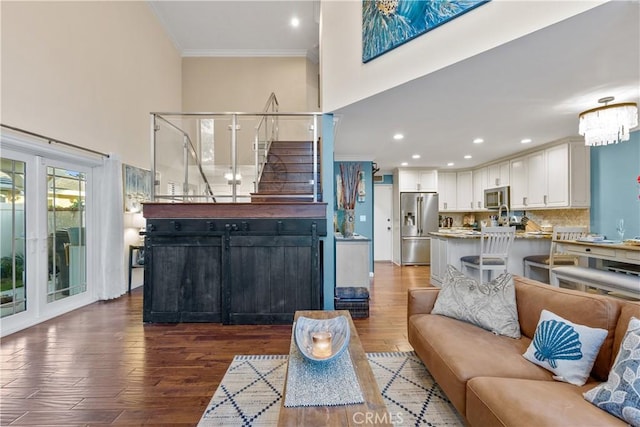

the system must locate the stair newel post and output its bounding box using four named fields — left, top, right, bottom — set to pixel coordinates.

left=183, top=134, right=189, bottom=203
left=313, top=114, right=318, bottom=203
left=254, top=125, right=259, bottom=194
left=231, top=114, right=237, bottom=203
